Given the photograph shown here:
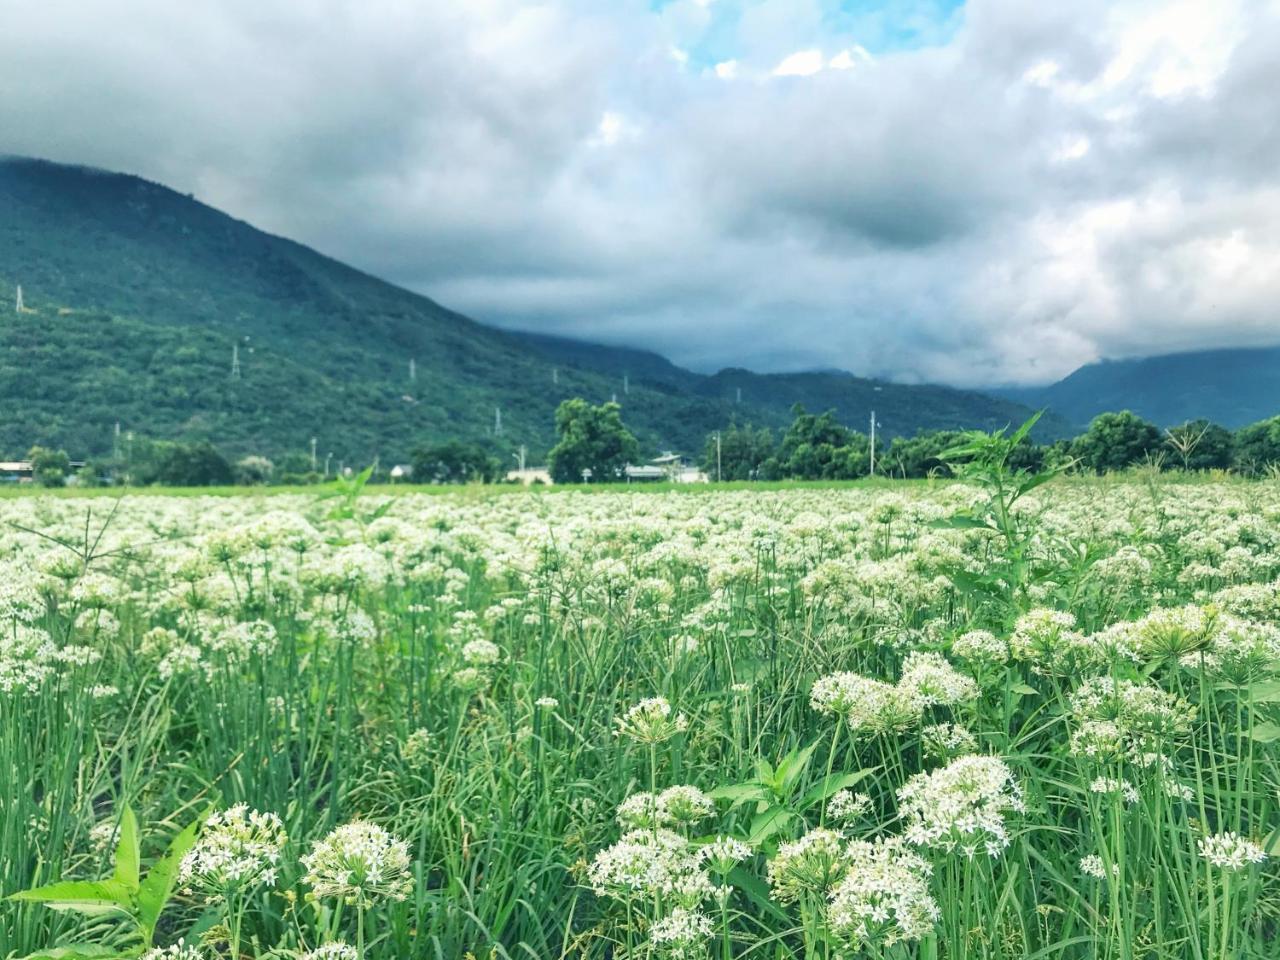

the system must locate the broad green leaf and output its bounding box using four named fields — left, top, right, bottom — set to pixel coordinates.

left=727, top=865, right=790, bottom=923
left=1246, top=680, right=1280, bottom=703
left=8, top=879, right=134, bottom=916
left=779, top=741, right=819, bottom=793
left=747, top=807, right=796, bottom=846
left=708, top=783, right=770, bottom=808
left=21, top=945, right=139, bottom=960
left=1010, top=683, right=1040, bottom=697
left=136, top=815, right=202, bottom=934
left=800, top=768, right=875, bottom=810
left=1249, top=721, right=1280, bottom=743
left=113, top=806, right=141, bottom=891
